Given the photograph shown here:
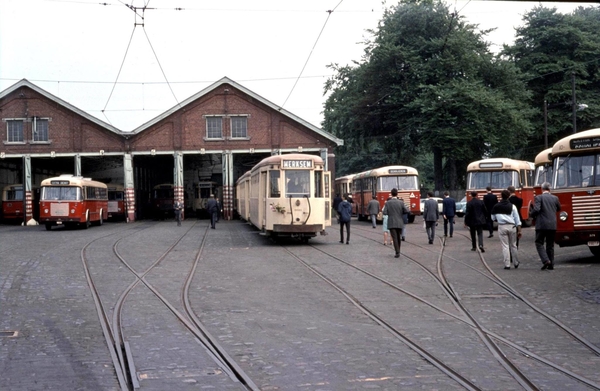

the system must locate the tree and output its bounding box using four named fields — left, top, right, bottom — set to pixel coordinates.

left=323, top=0, right=534, bottom=191
left=501, top=5, right=600, bottom=154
